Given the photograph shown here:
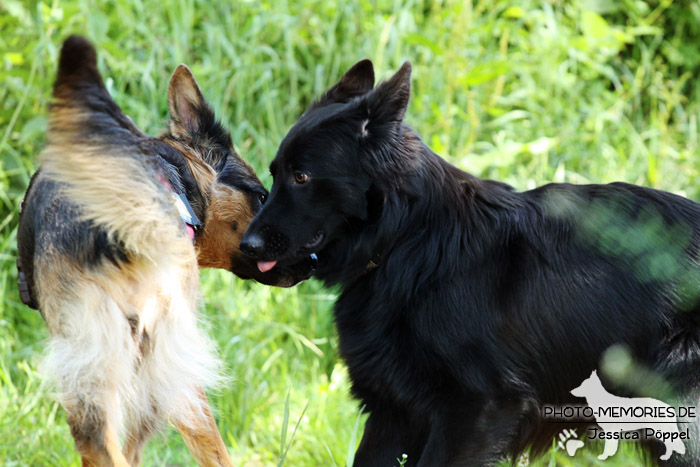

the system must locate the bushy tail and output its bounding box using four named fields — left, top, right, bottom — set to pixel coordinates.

left=41, top=36, right=190, bottom=263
